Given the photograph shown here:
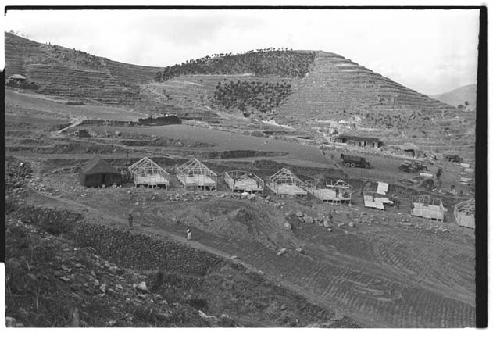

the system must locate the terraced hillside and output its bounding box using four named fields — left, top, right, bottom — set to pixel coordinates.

left=276, top=52, right=460, bottom=125
left=5, top=32, right=162, bottom=105
left=154, top=50, right=474, bottom=149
